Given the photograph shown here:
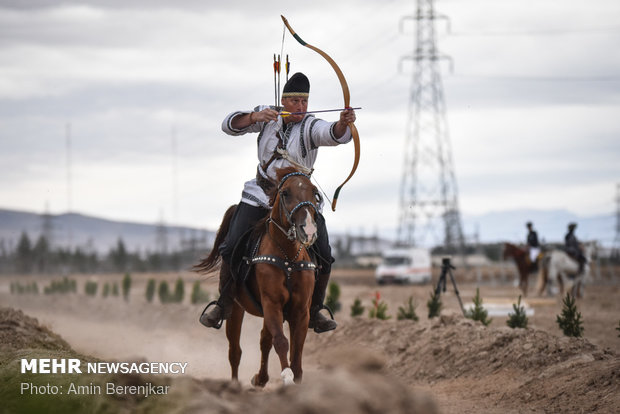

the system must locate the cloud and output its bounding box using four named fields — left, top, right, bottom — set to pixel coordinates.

left=1, top=0, right=619, bottom=239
